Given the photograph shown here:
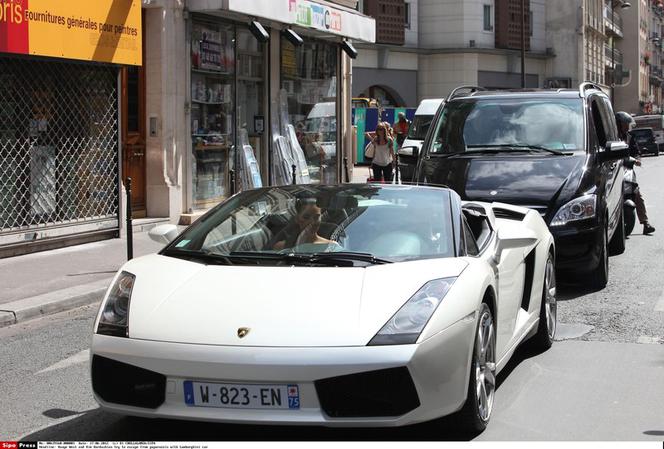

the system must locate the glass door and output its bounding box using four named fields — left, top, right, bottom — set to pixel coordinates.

left=235, top=28, right=266, bottom=191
